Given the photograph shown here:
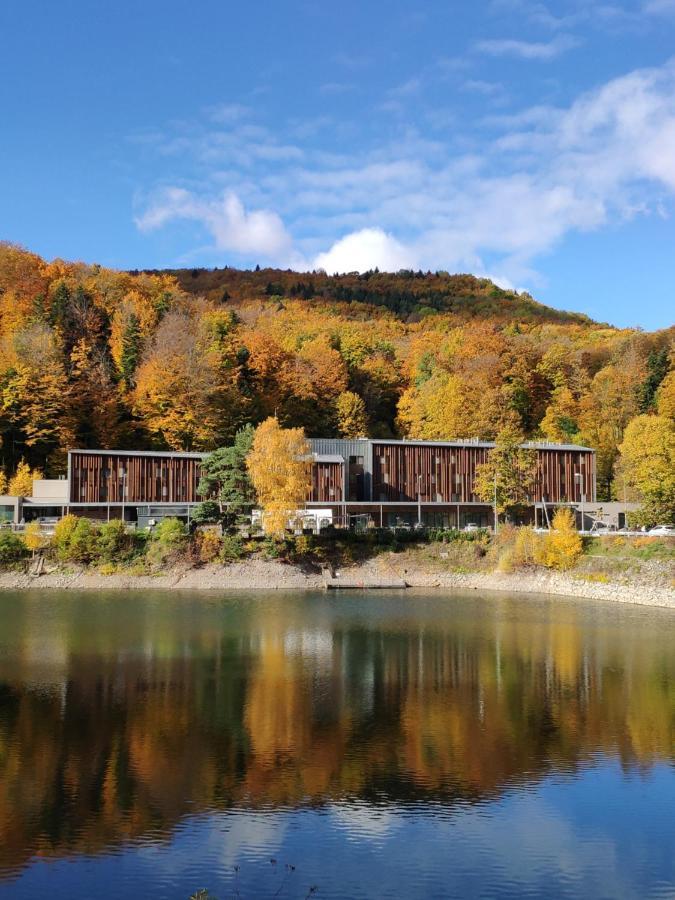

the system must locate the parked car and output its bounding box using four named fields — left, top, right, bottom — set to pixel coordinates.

left=648, top=524, right=675, bottom=536
left=463, top=523, right=481, bottom=532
